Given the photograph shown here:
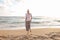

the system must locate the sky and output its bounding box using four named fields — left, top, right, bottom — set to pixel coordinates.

left=0, top=0, right=60, bottom=18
